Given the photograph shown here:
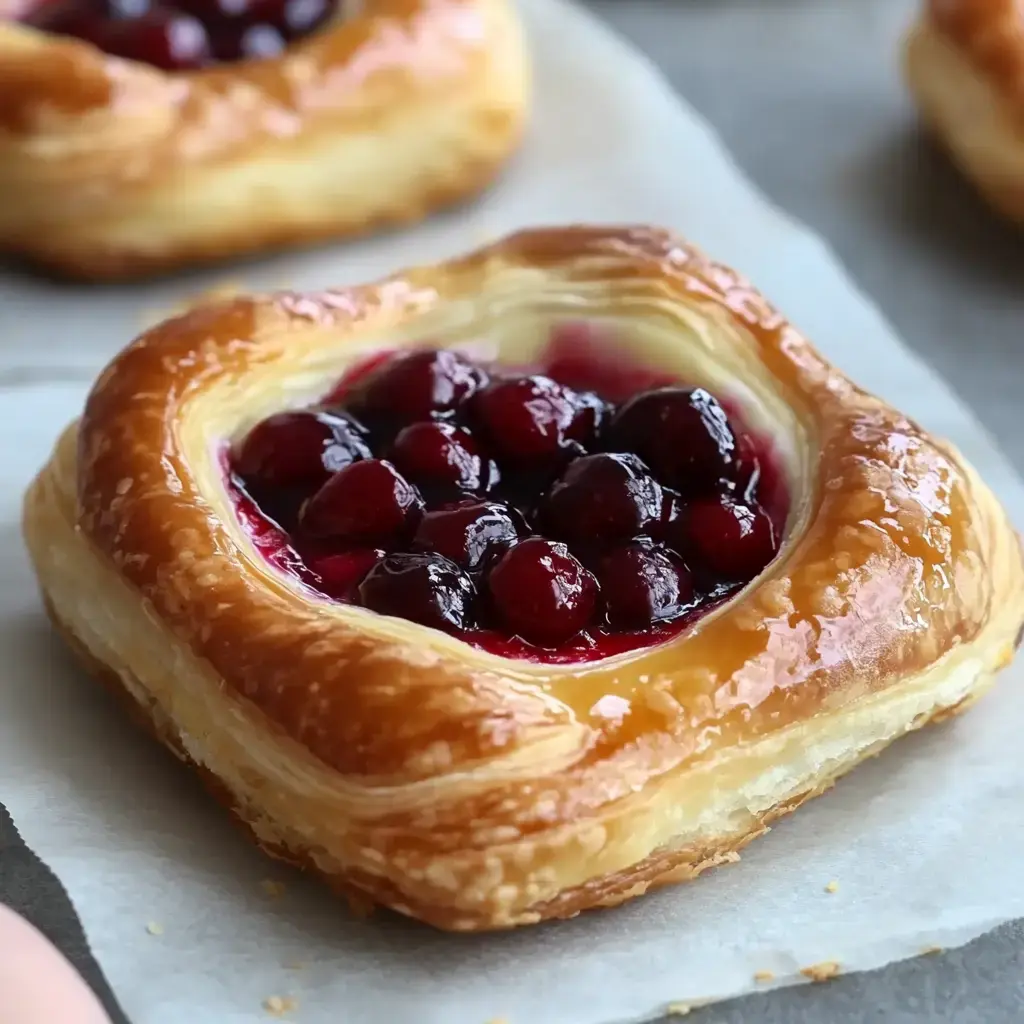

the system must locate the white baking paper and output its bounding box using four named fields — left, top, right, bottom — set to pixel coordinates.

left=2, top=1, right=1023, bottom=1021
